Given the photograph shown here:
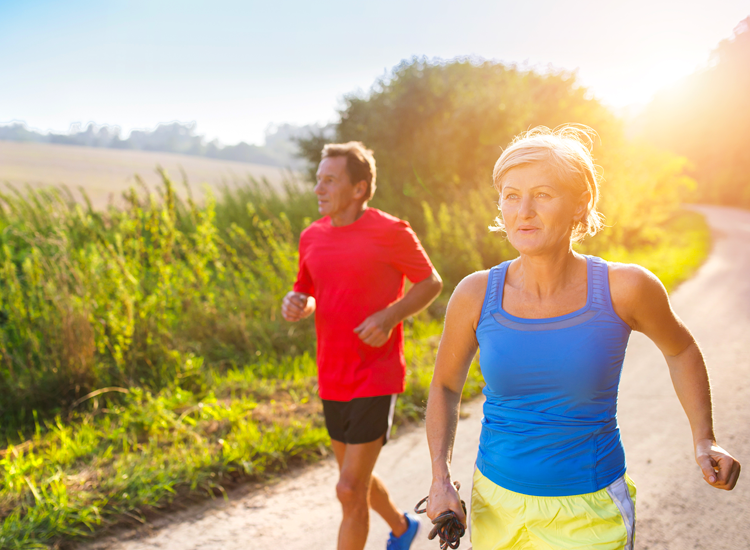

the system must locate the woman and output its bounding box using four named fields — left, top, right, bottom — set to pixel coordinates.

left=424, top=126, right=741, bottom=549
